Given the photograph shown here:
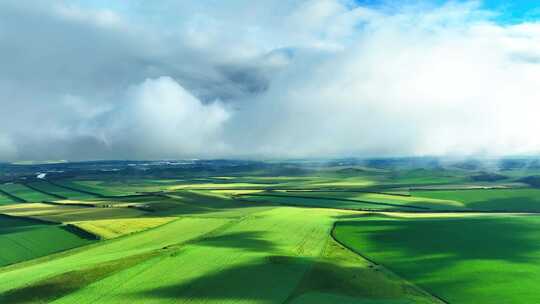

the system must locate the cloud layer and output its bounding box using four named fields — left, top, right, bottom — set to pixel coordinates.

left=1, top=0, right=540, bottom=160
